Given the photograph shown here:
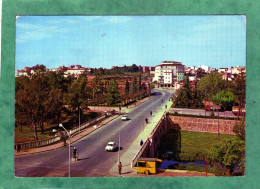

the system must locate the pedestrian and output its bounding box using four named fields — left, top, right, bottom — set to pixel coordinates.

left=165, top=105, right=167, bottom=109
left=119, top=106, right=121, bottom=111
left=73, top=147, right=78, bottom=161
left=140, top=140, right=143, bottom=146
left=118, top=162, right=122, bottom=175
left=17, top=143, right=21, bottom=153
left=63, top=138, right=66, bottom=146
left=145, top=118, right=148, bottom=124
left=150, top=111, right=152, bottom=117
